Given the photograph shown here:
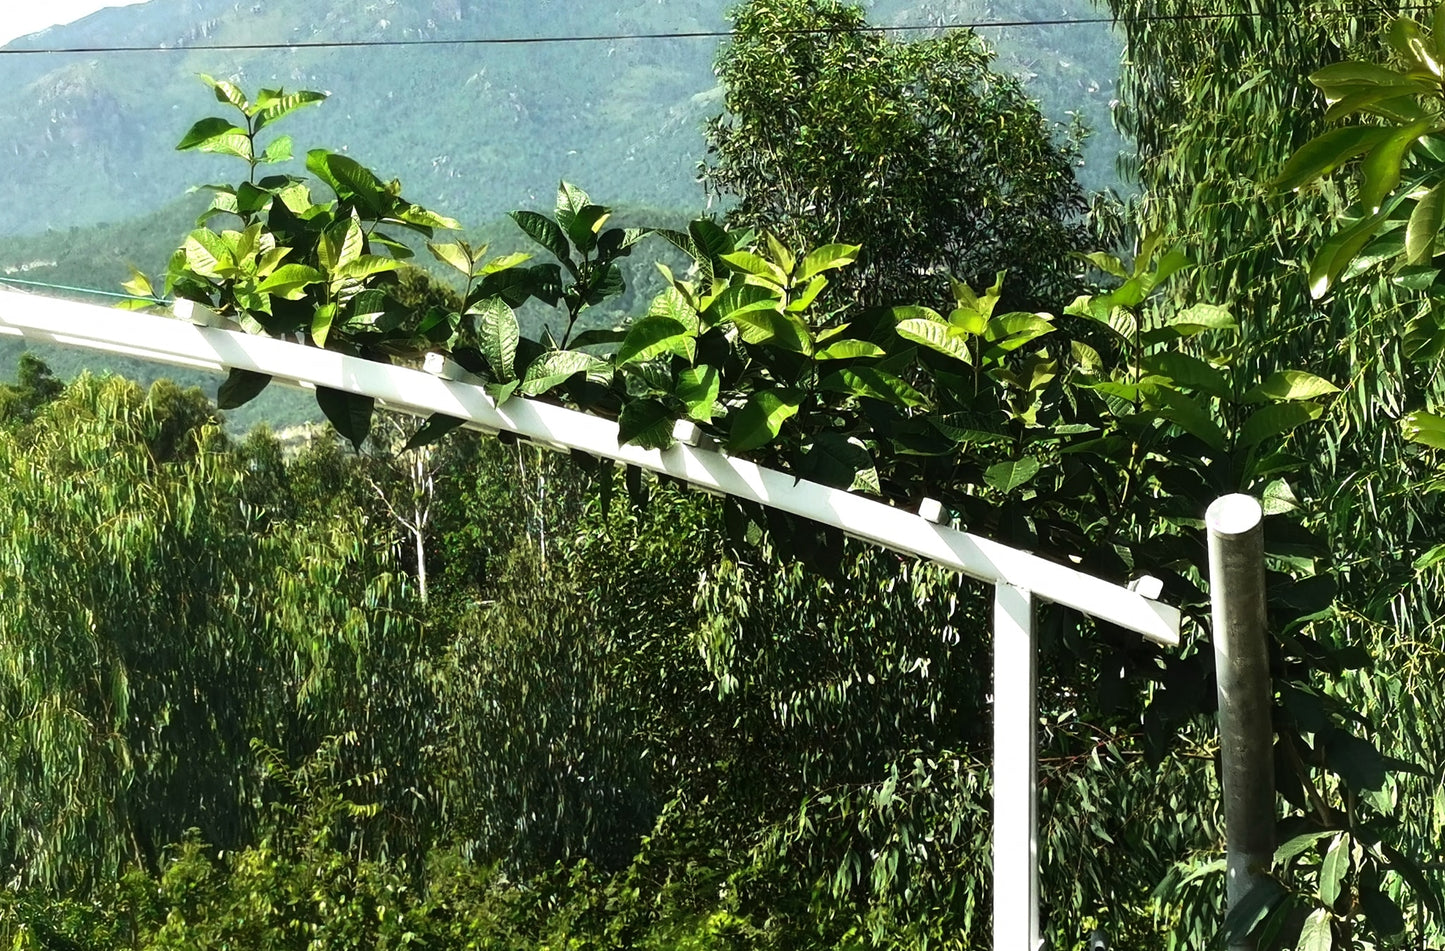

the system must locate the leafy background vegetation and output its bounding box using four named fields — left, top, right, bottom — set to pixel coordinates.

left=2, top=0, right=1445, bottom=949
